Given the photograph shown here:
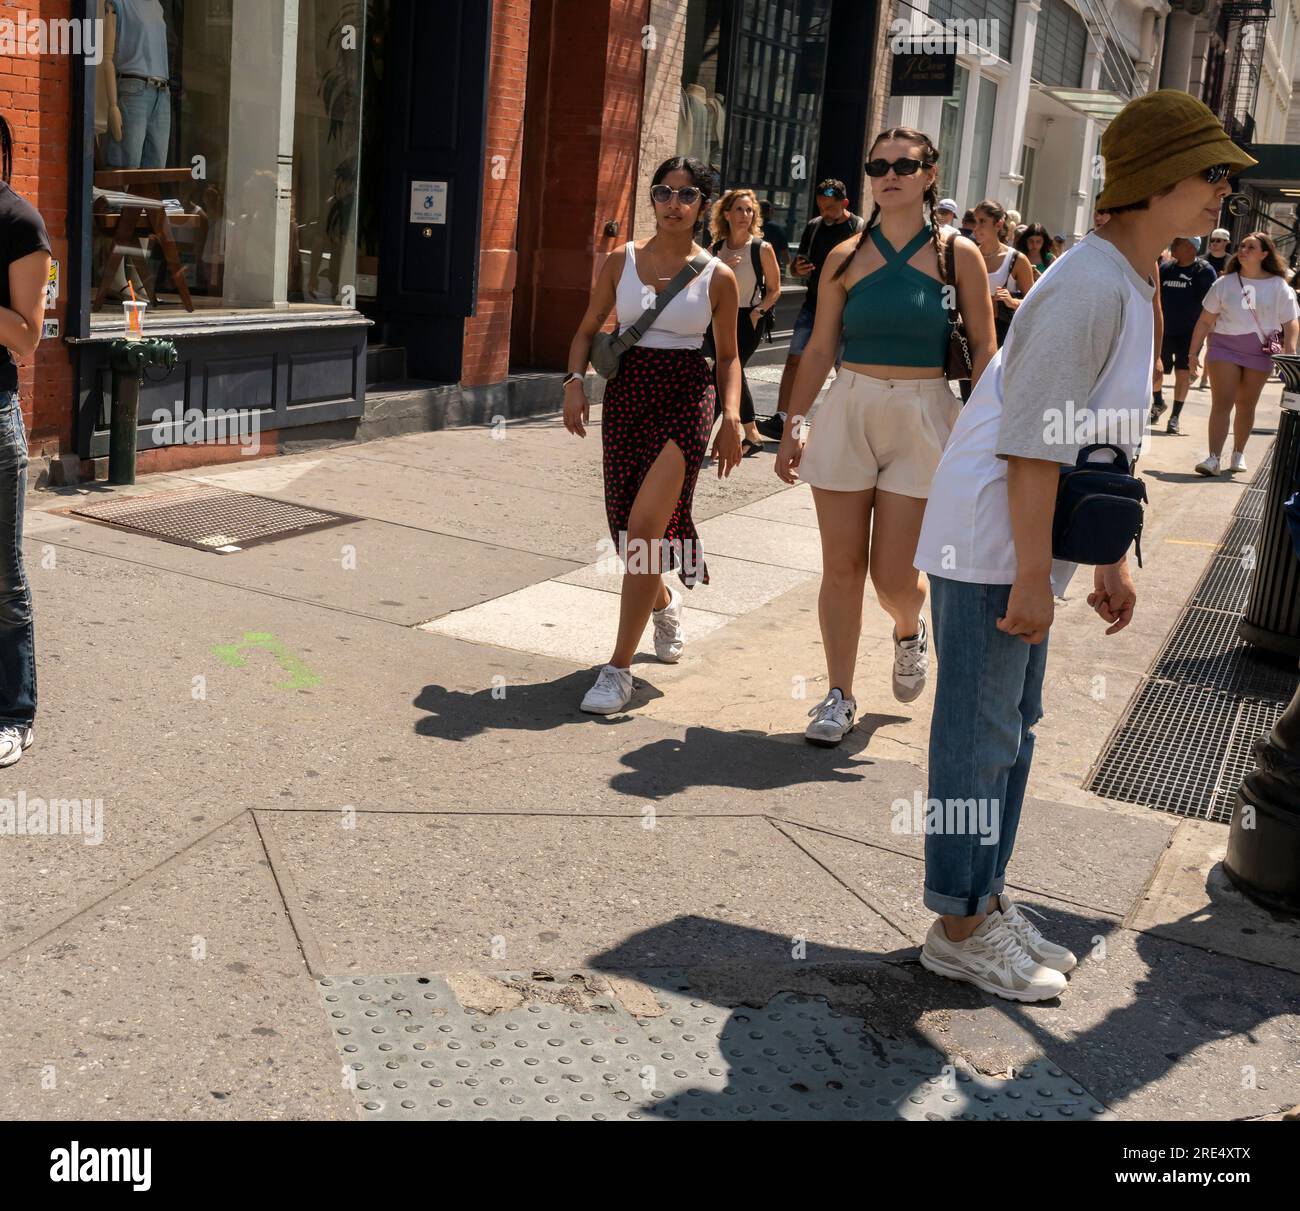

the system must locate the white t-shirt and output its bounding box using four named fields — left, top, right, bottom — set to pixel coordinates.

left=915, top=232, right=1155, bottom=596
left=1202, top=272, right=1300, bottom=338
left=615, top=242, right=719, bottom=350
